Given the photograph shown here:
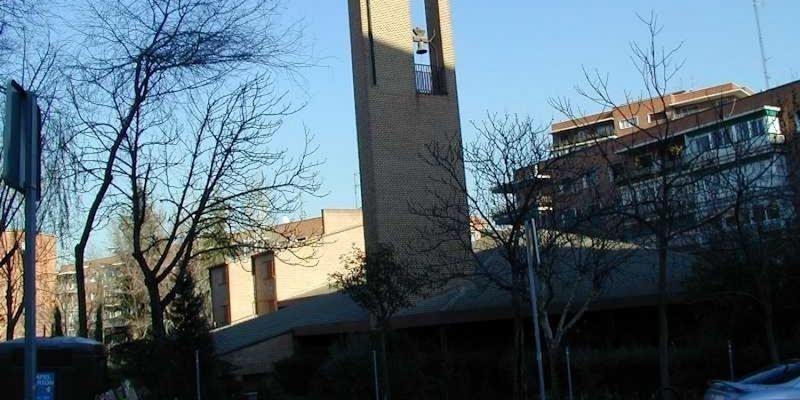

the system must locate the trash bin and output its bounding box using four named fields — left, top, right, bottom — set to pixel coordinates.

left=0, top=336, right=106, bottom=399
